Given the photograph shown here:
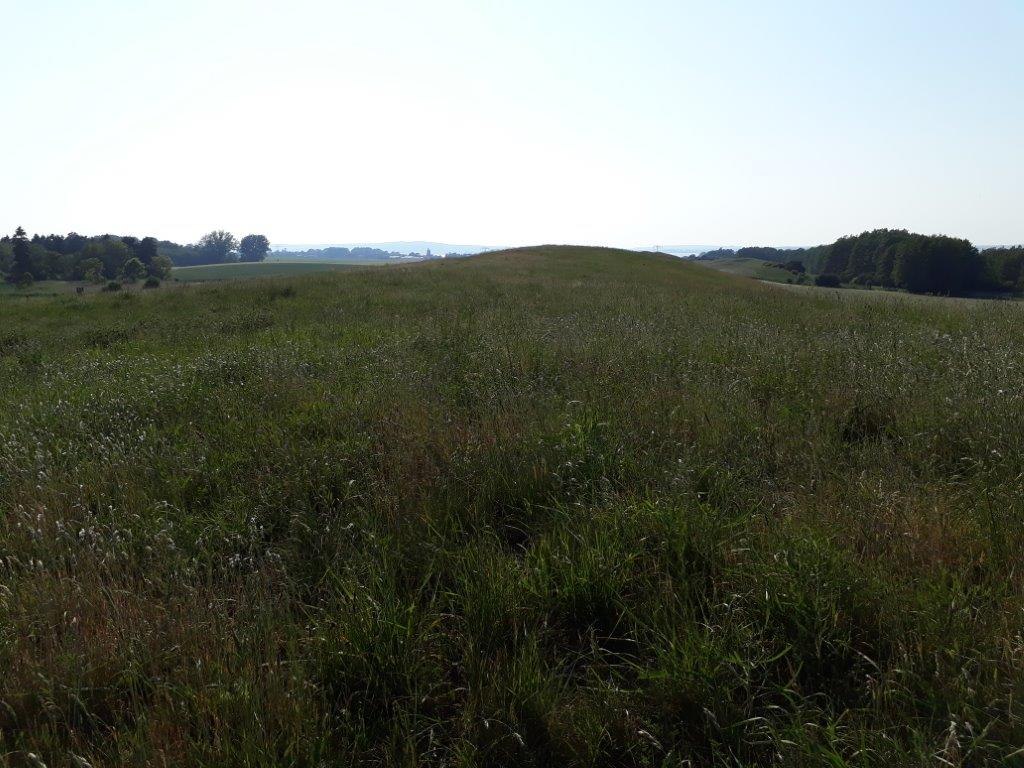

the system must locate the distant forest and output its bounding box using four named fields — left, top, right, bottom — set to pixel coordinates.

left=0, top=229, right=270, bottom=286
left=699, top=230, right=1024, bottom=296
